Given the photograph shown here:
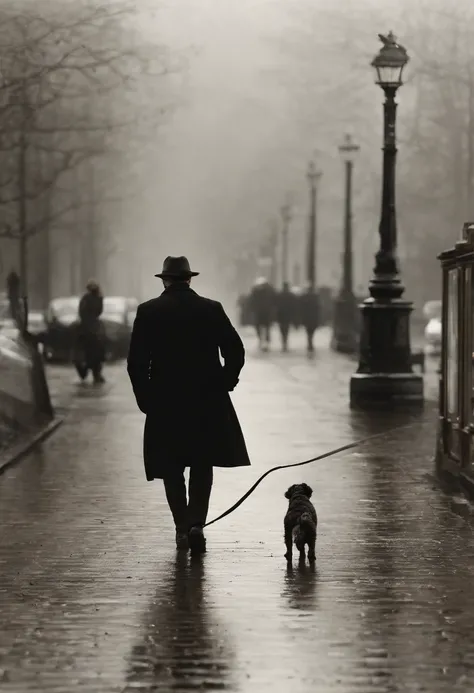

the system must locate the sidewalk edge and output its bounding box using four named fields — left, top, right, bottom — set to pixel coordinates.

left=0, top=417, right=64, bottom=475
